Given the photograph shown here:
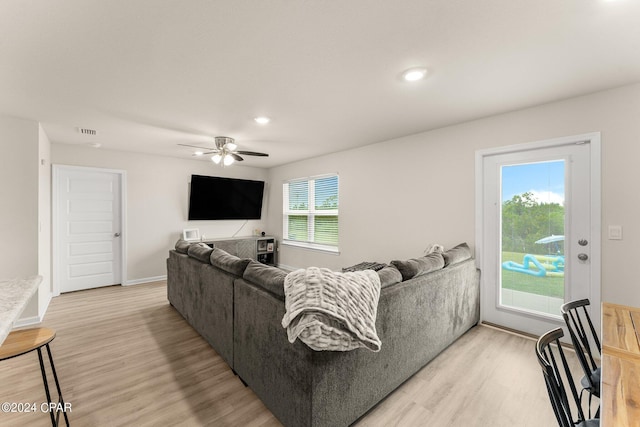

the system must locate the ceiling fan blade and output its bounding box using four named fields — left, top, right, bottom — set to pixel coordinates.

left=236, top=150, right=269, bottom=157
left=230, top=153, right=244, bottom=161
left=192, top=150, right=218, bottom=156
left=178, top=143, right=215, bottom=150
